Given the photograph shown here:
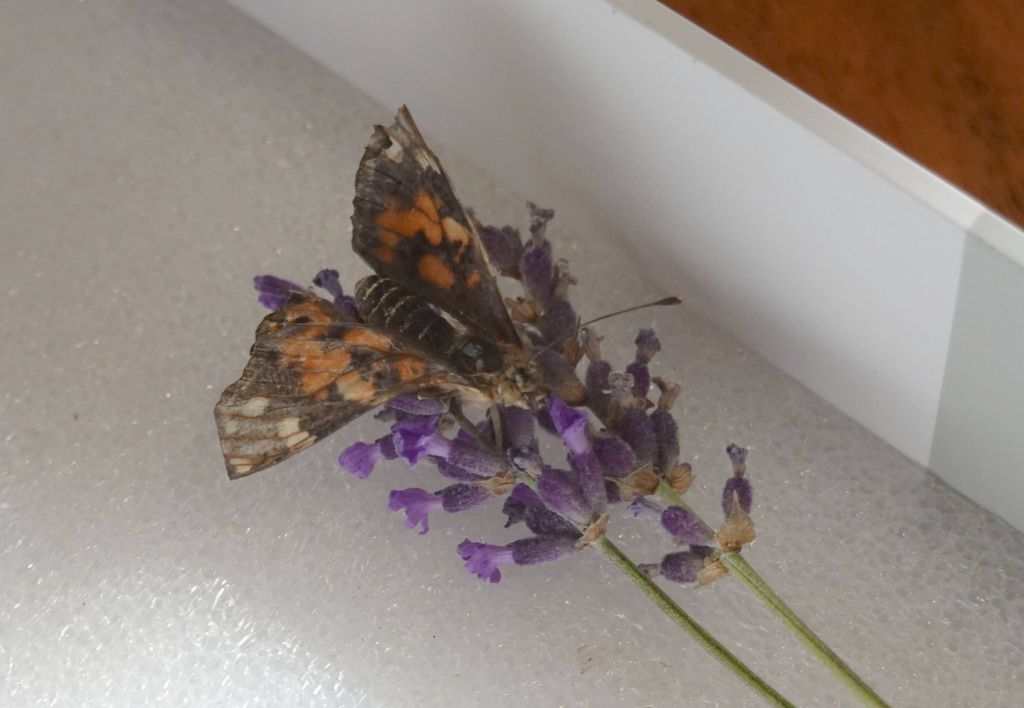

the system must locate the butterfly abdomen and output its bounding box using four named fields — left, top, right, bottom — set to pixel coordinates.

left=355, top=275, right=457, bottom=355
left=354, top=274, right=504, bottom=374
